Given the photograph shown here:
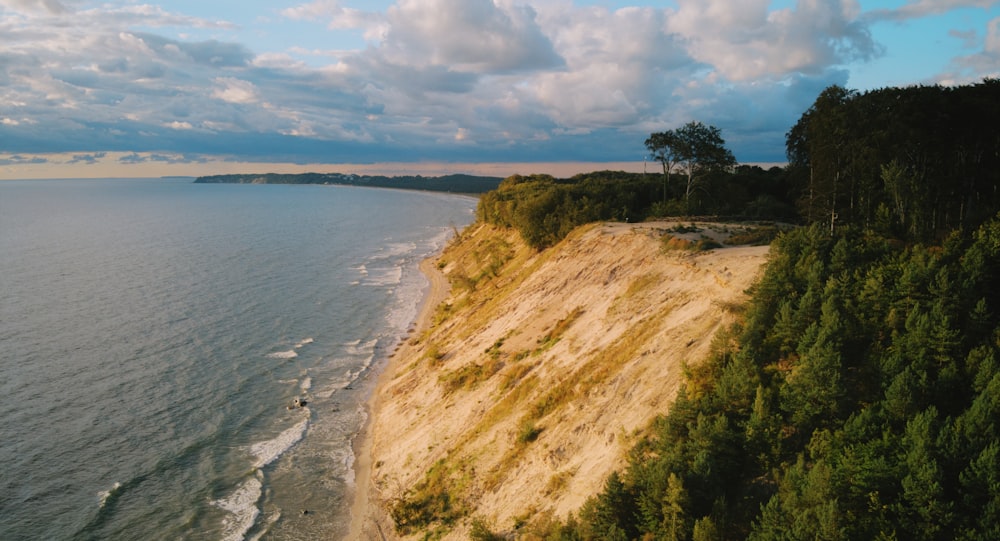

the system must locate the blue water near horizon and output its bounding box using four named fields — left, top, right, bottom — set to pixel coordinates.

left=0, top=178, right=475, bottom=540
